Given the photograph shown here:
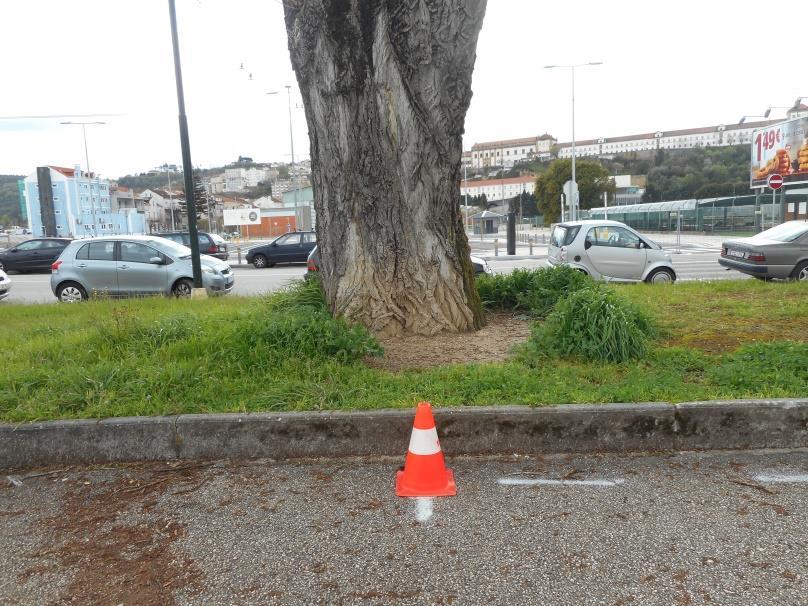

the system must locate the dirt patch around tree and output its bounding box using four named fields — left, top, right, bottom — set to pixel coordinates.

left=365, top=313, right=533, bottom=372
